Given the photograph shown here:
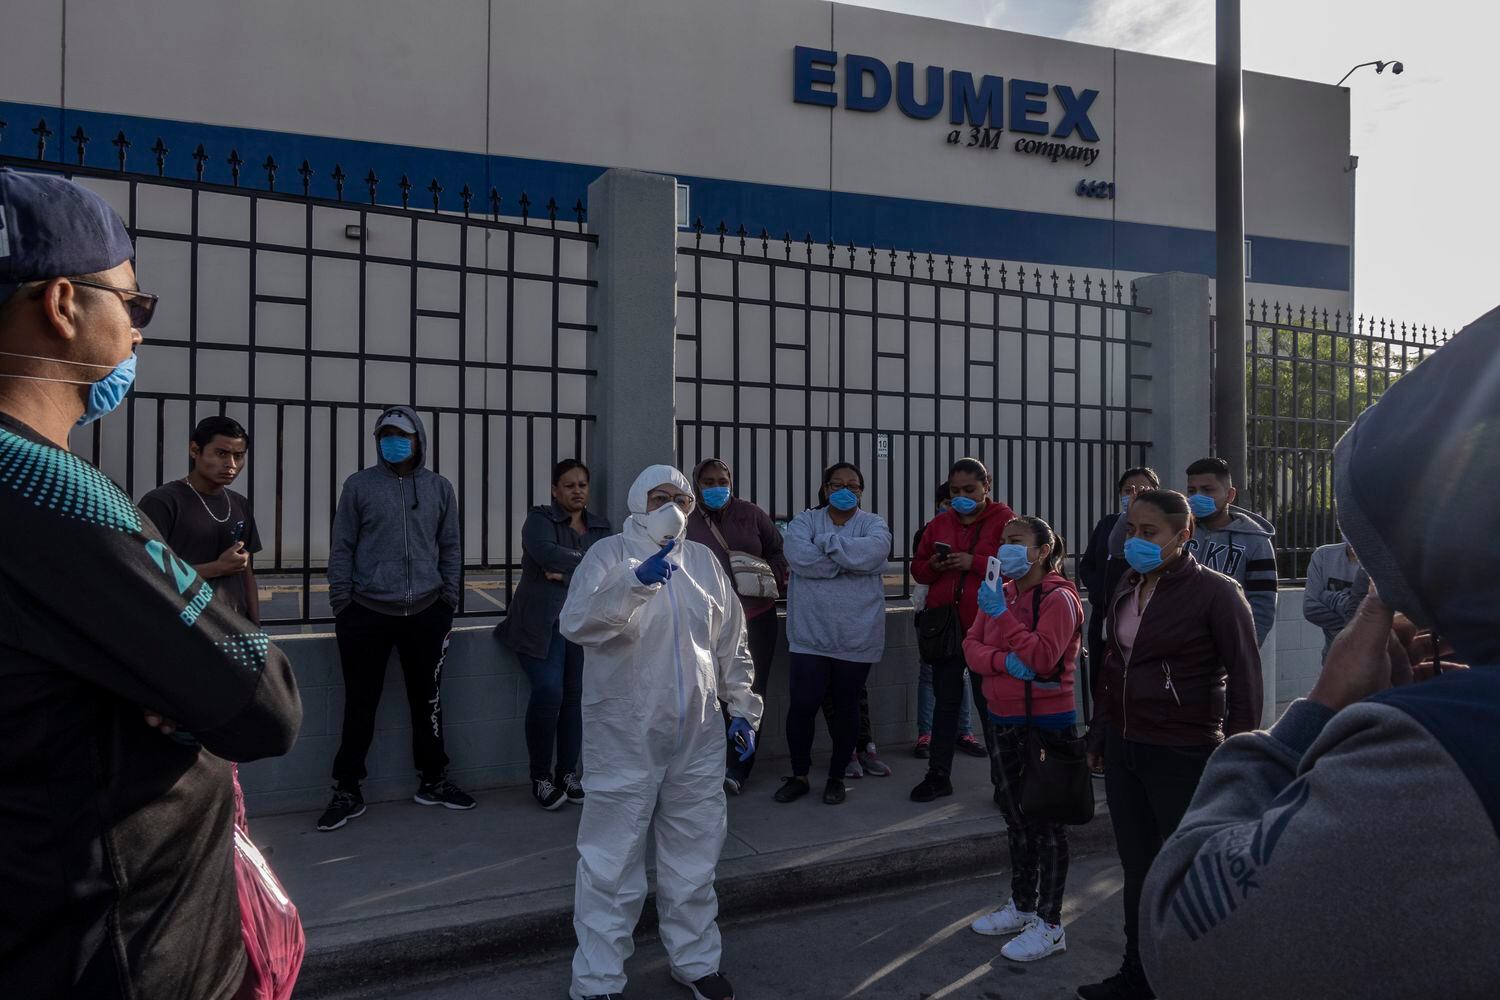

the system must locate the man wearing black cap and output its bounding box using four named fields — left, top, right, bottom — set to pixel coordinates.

left=0, top=169, right=301, bottom=998
left=319, top=403, right=473, bottom=831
